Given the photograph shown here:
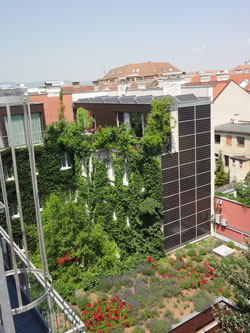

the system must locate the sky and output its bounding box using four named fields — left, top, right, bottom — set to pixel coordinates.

left=1, top=0, right=250, bottom=83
